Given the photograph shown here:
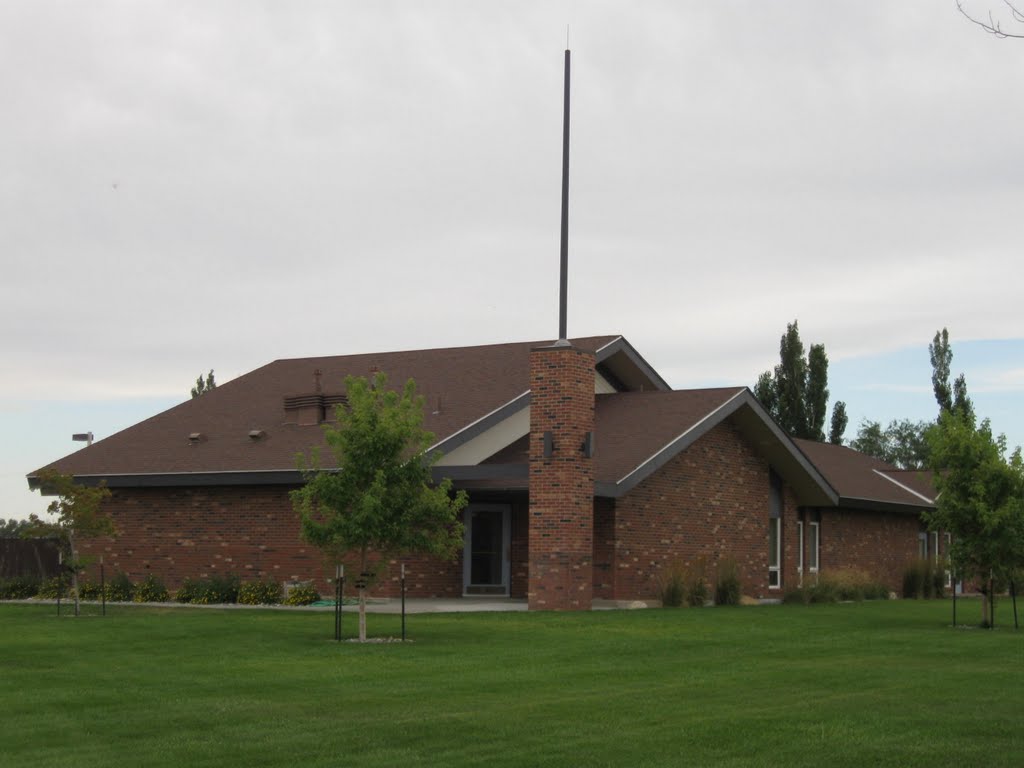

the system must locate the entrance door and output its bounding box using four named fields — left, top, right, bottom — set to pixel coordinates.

left=463, top=504, right=510, bottom=596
